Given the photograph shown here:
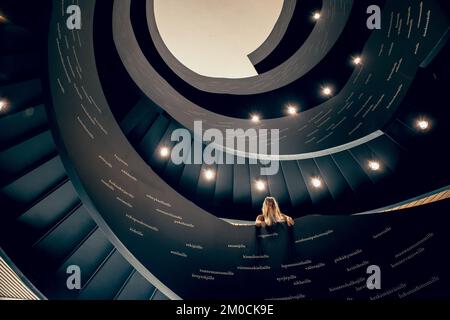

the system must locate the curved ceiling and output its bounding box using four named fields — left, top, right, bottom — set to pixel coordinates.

left=153, top=0, right=285, bottom=79
left=132, top=0, right=356, bottom=120
left=129, top=0, right=351, bottom=95
left=112, top=0, right=449, bottom=158
left=247, top=0, right=297, bottom=66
